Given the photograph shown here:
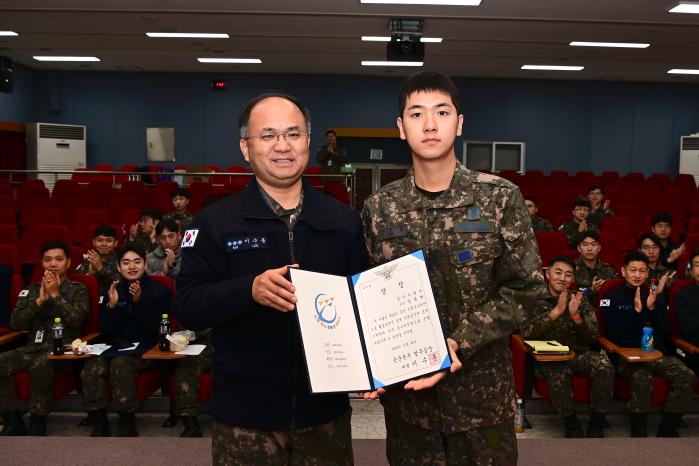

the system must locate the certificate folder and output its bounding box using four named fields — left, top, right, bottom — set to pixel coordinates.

left=289, top=250, right=451, bottom=394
